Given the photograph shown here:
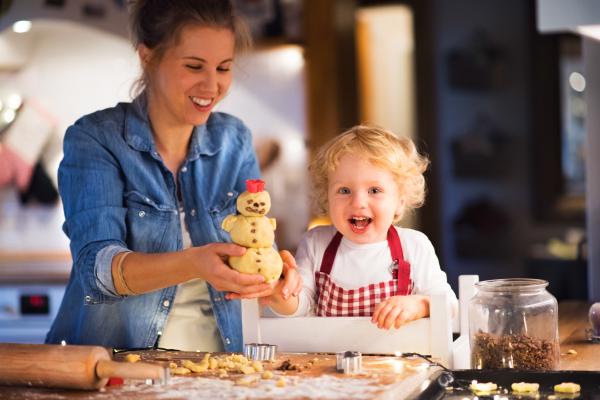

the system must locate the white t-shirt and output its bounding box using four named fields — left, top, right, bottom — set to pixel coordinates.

left=159, top=203, right=225, bottom=352
left=280, top=224, right=457, bottom=318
